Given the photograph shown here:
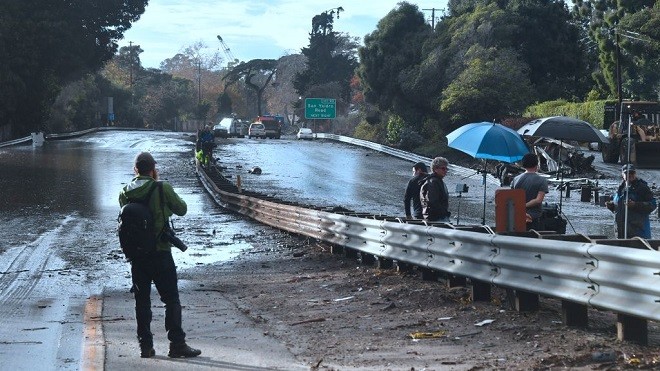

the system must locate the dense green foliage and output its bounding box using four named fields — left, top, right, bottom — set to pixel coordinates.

left=1, top=0, right=657, bottom=144
left=0, top=0, right=147, bottom=137
left=358, top=0, right=595, bottom=146
left=574, top=0, right=659, bottom=100
left=524, top=100, right=609, bottom=129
